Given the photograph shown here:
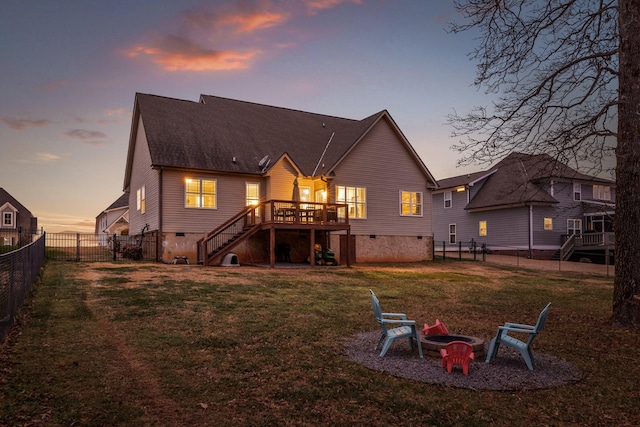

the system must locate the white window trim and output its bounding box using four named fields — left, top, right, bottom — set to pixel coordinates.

left=336, top=185, right=367, bottom=219
left=400, top=190, right=423, bottom=217
left=449, top=223, right=456, bottom=244
left=444, top=191, right=452, bottom=209
left=3, top=211, right=15, bottom=228
left=185, top=178, right=217, bottom=209
left=573, top=183, right=581, bottom=201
